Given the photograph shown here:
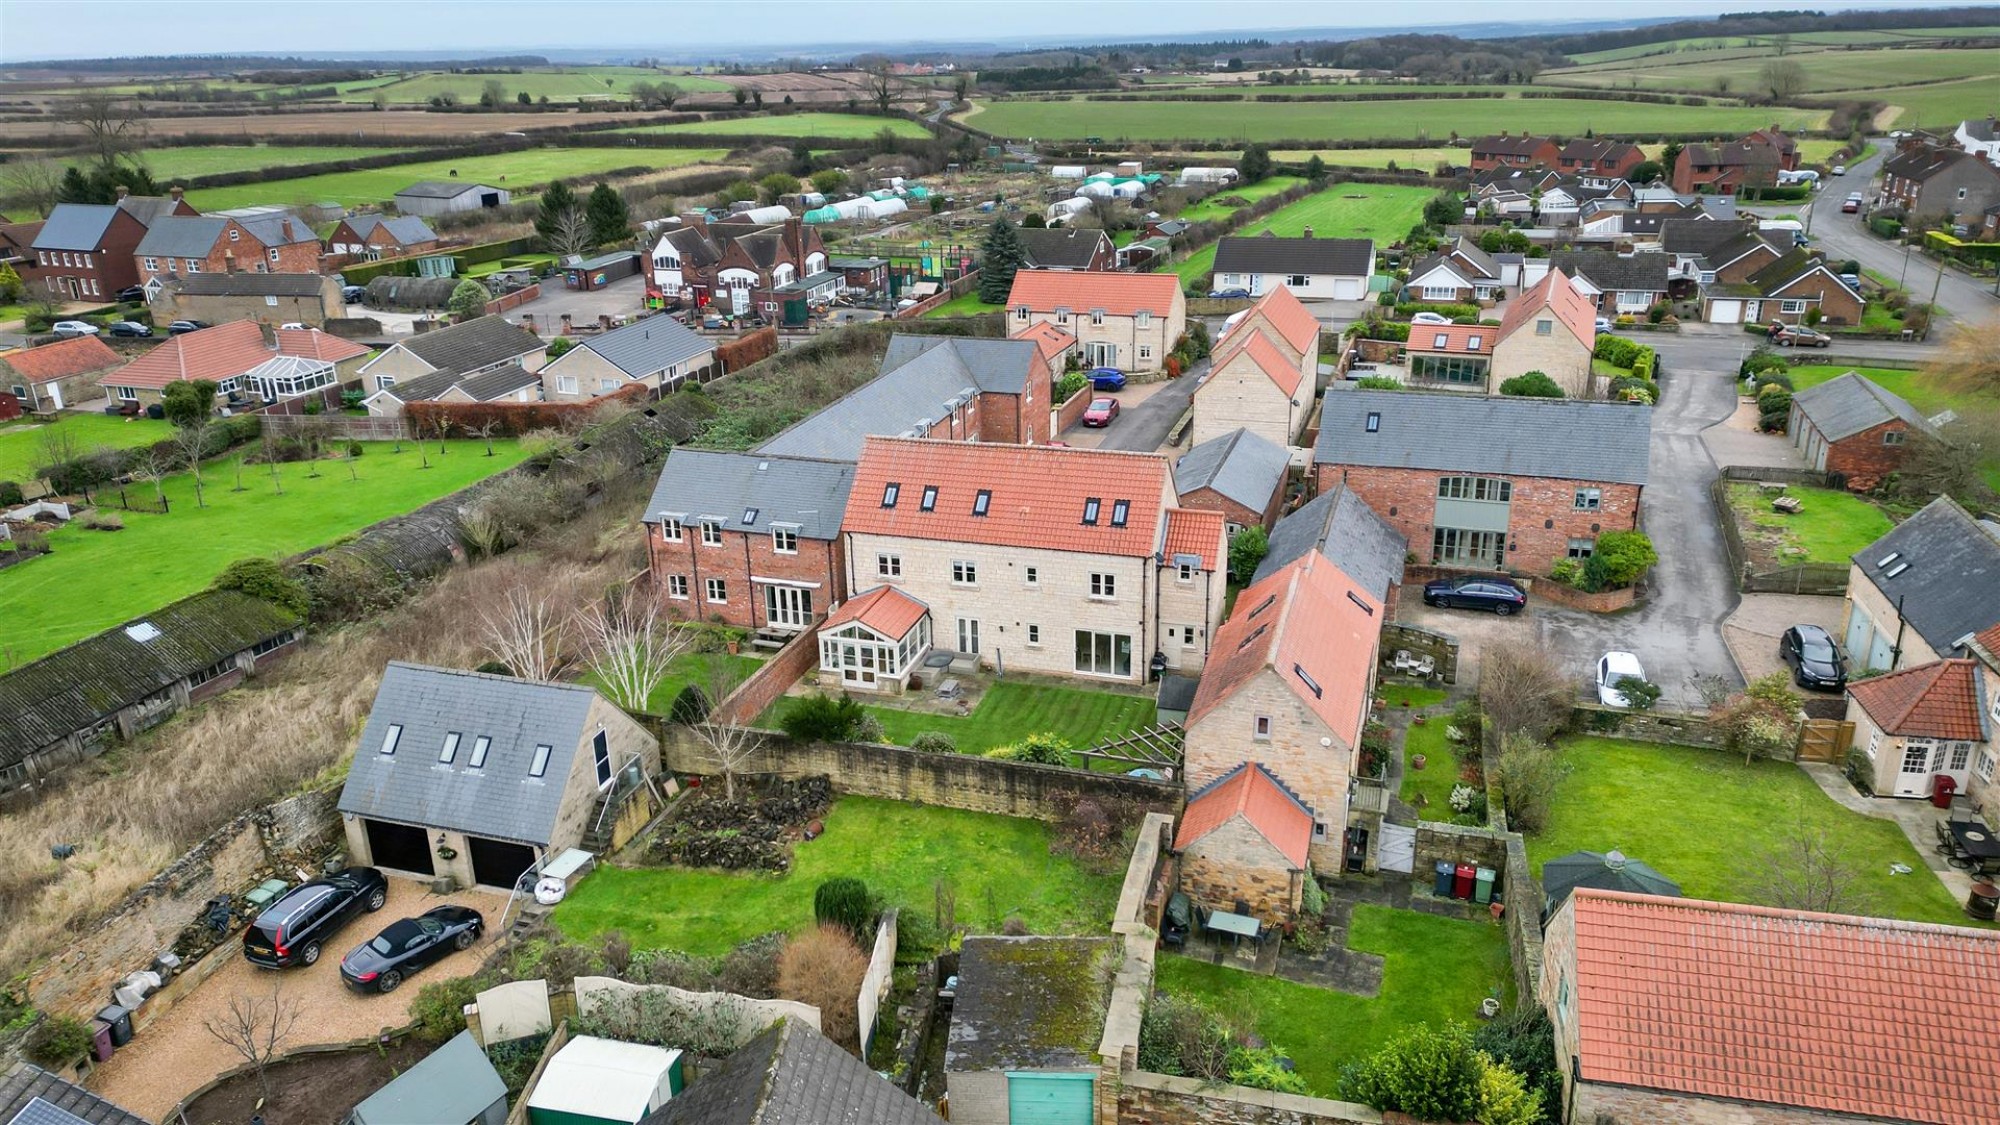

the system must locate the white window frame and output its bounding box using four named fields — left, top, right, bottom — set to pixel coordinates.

left=1089, top=572, right=1116, bottom=599
left=1090, top=309, right=1105, bottom=327
left=1575, top=488, right=1602, bottom=511
left=705, top=577, right=728, bottom=603
left=661, top=518, right=683, bottom=542
left=557, top=375, right=579, bottom=395
left=1780, top=299, right=1808, bottom=315
left=1253, top=715, right=1272, bottom=740
left=700, top=520, right=723, bottom=547
left=952, top=560, right=977, bottom=586
left=1177, top=563, right=1194, bottom=583
left=771, top=527, right=798, bottom=554
left=1025, top=566, right=1039, bottom=587
left=1026, top=624, right=1042, bottom=646
left=877, top=553, right=901, bottom=578
left=667, top=574, right=689, bottom=600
